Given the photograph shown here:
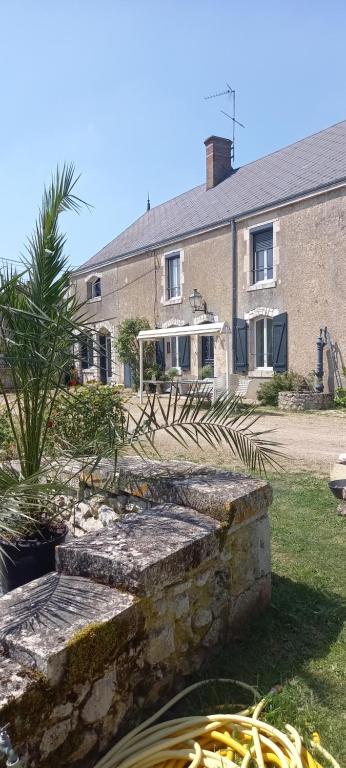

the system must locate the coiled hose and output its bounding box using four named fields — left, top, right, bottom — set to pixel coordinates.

left=94, top=679, right=340, bottom=768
